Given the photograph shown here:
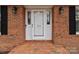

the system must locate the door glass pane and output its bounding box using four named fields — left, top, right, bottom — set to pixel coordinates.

left=34, top=11, right=44, bottom=36
left=47, top=11, right=50, bottom=24
left=27, top=11, right=31, bottom=25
